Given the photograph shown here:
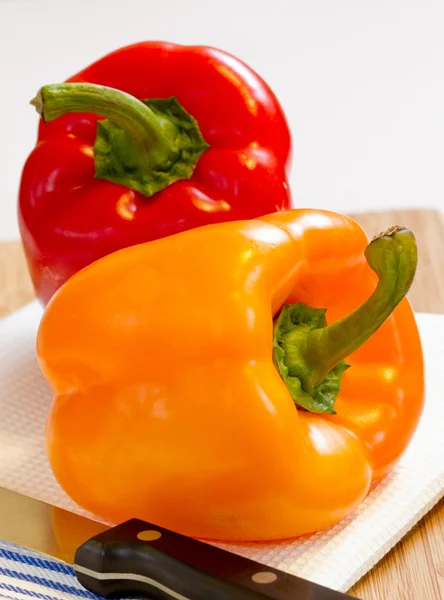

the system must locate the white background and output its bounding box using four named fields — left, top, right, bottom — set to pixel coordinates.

left=1, top=0, right=443, bottom=240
